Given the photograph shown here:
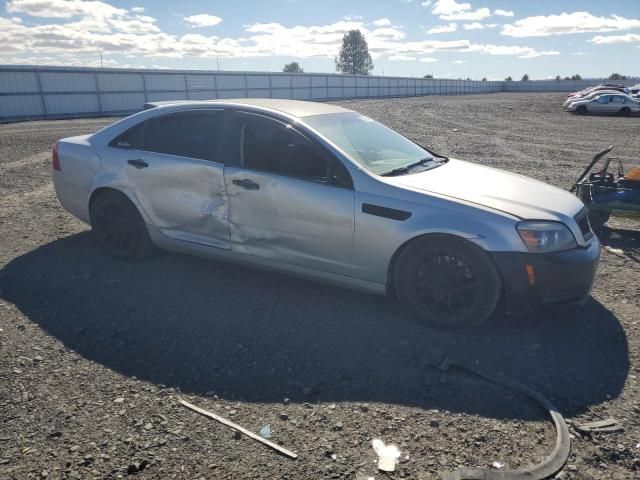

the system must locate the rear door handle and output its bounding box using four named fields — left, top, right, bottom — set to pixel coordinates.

left=233, top=179, right=260, bottom=190
left=127, top=159, right=148, bottom=169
